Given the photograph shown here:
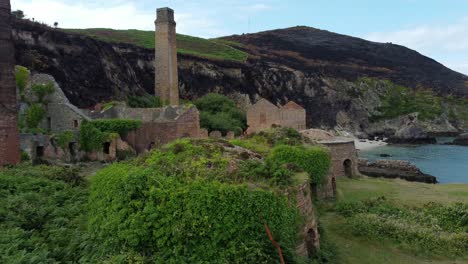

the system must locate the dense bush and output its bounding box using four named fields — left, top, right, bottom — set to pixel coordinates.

left=79, top=120, right=141, bottom=152
left=15, top=65, right=29, bottom=99
left=230, top=127, right=306, bottom=156
left=363, top=78, right=444, bottom=121
left=145, top=138, right=230, bottom=180
left=31, top=82, right=55, bottom=103
left=24, top=103, right=45, bottom=130
left=89, top=163, right=300, bottom=263
left=127, top=94, right=163, bottom=108
left=90, top=119, right=142, bottom=137
left=0, top=165, right=98, bottom=263
left=194, top=93, right=246, bottom=136
left=335, top=197, right=468, bottom=257
left=56, top=131, right=76, bottom=149
left=266, top=145, right=331, bottom=185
